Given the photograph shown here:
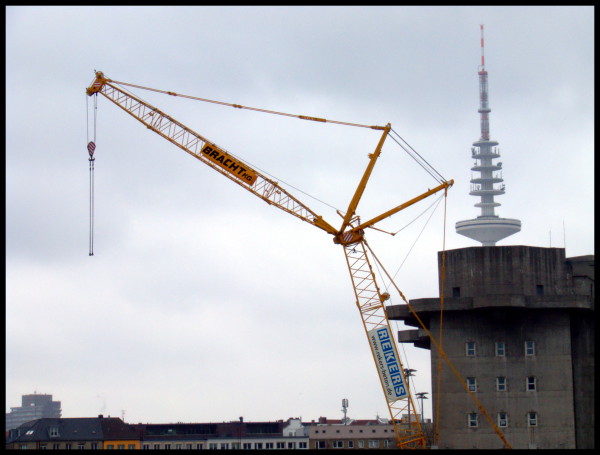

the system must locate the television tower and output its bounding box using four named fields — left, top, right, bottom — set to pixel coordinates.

left=455, top=25, right=521, bottom=246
